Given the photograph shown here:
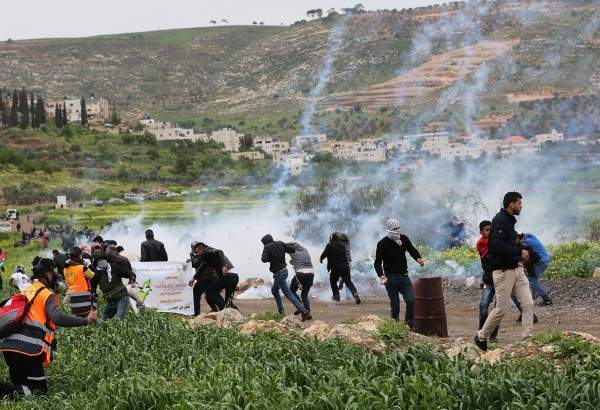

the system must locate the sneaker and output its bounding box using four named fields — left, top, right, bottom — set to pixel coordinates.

left=542, top=299, right=553, bottom=306
left=293, top=309, right=301, bottom=316
left=301, top=311, right=312, bottom=322
left=474, top=335, right=488, bottom=351
left=353, top=293, right=361, bottom=305
left=331, top=295, right=340, bottom=302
